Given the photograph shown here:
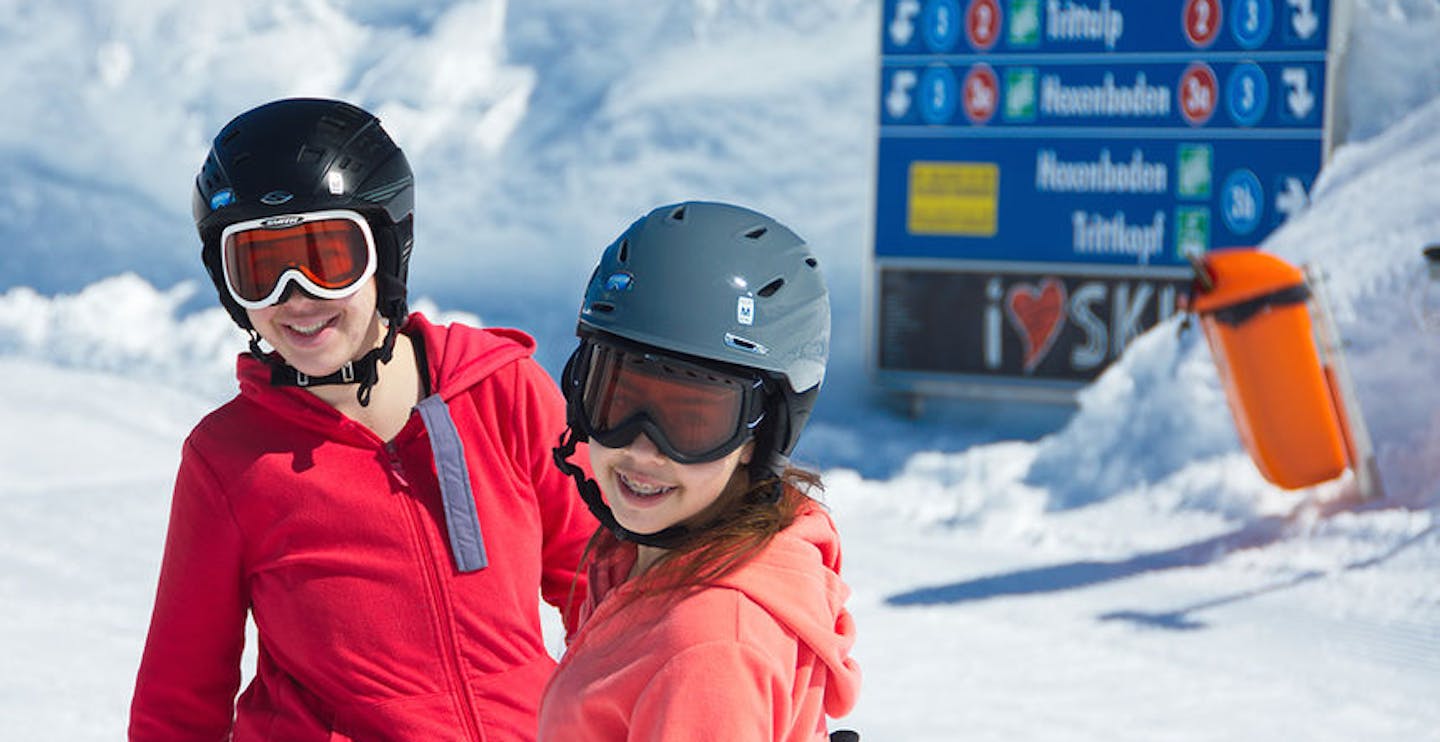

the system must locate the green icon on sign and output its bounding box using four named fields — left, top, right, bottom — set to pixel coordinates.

left=1176, top=207, right=1211, bottom=259
left=1004, top=68, right=1037, bottom=121
left=1177, top=143, right=1213, bottom=200
left=1009, top=0, right=1041, bottom=48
